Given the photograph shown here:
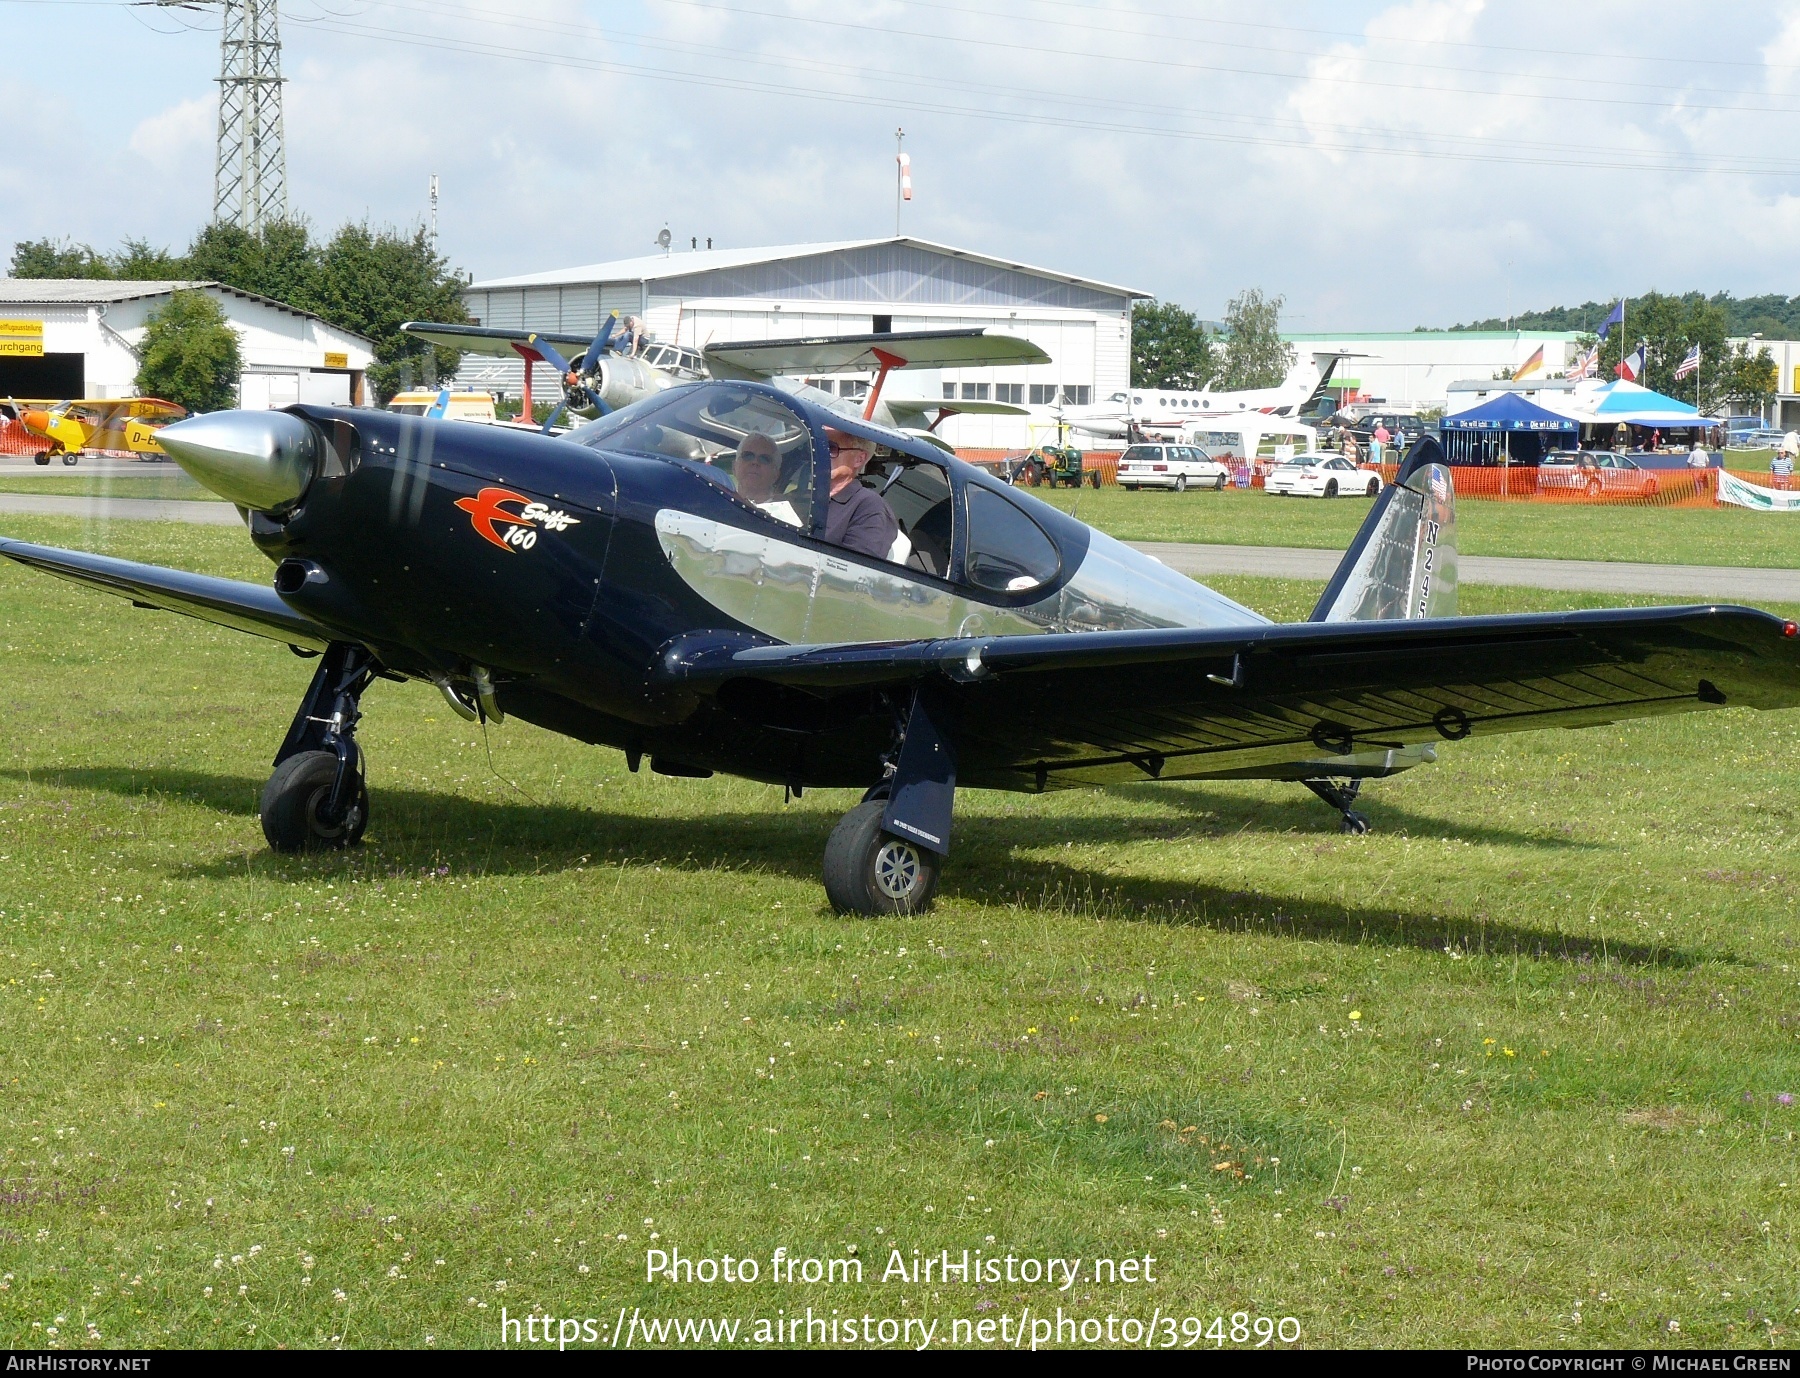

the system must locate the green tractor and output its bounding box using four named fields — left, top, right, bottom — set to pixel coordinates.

left=1019, top=443, right=1100, bottom=489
